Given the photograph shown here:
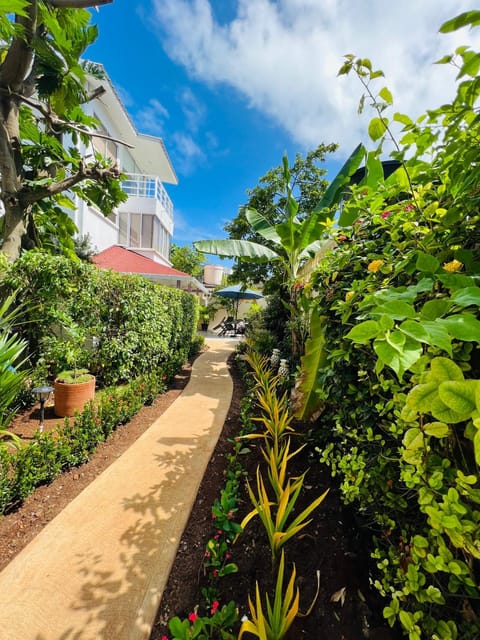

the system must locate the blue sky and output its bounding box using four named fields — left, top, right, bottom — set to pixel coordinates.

left=86, top=1, right=480, bottom=261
